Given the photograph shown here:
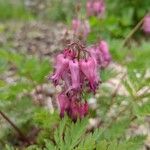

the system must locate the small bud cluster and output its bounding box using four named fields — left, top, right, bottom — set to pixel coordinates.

left=72, top=19, right=90, bottom=39
left=142, top=14, right=150, bottom=34
left=86, top=0, right=105, bottom=17
left=49, top=41, right=111, bottom=121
